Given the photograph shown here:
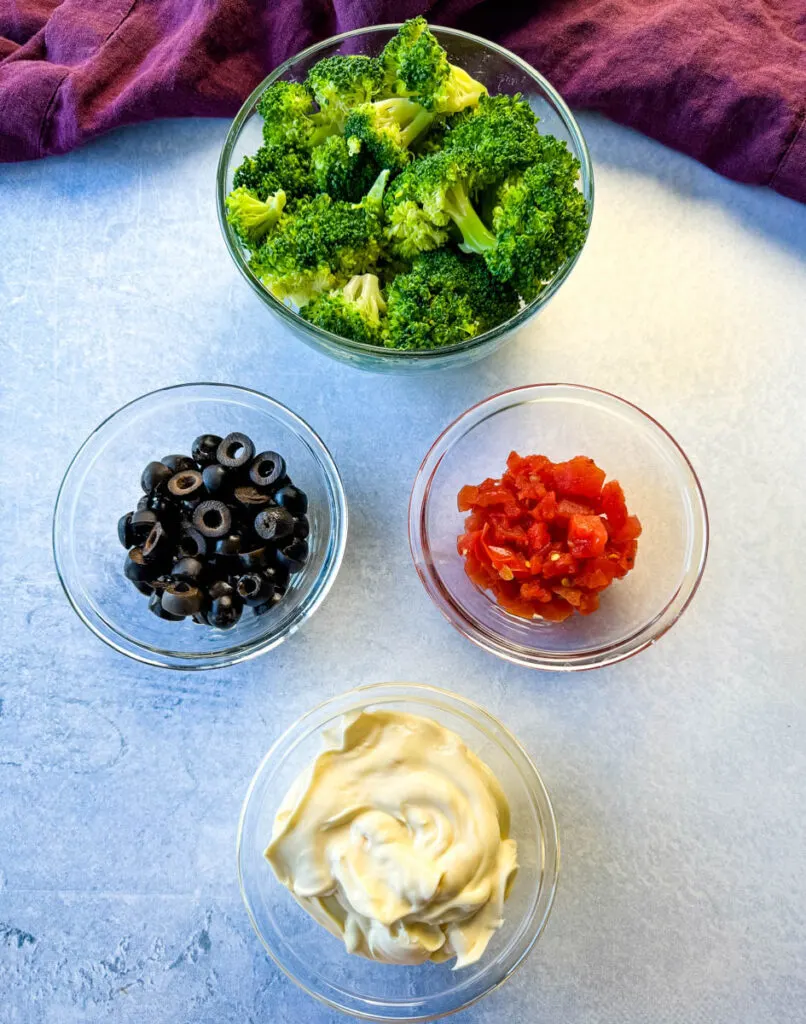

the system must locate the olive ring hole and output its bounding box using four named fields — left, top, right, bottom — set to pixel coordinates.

left=203, top=509, right=222, bottom=528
